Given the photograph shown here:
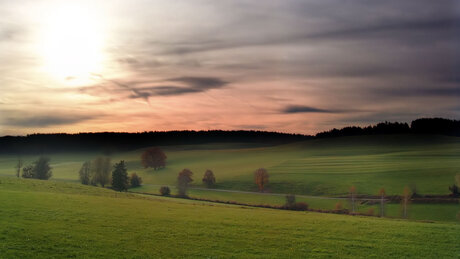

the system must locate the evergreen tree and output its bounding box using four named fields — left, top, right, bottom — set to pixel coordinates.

left=112, top=160, right=129, bottom=192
